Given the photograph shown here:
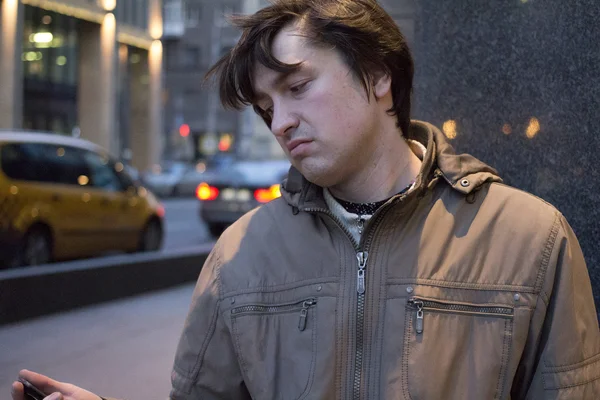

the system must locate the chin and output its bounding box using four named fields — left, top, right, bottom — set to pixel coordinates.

left=296, top=162, right=338, bottom=188
left=303, top=174, right=329, bottom=187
